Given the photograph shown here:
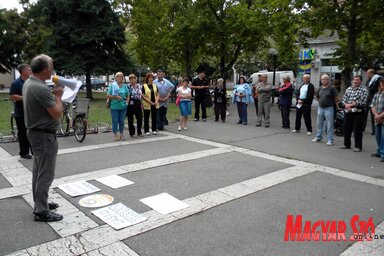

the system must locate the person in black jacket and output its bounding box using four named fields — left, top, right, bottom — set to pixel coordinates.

left=214, top=78, right=227, bottom=122
left=279, top=76, right=293, bottom=129
left=292, top=74, right=315, bottom=135
left=364, top=69, right=382, bottom=135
